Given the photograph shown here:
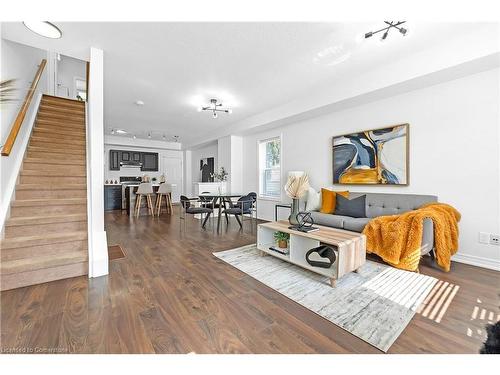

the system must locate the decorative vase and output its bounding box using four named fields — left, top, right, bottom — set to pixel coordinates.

left=289, top=198, right=300, bottom=226
left=278, top=240, right=288, bottom=249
